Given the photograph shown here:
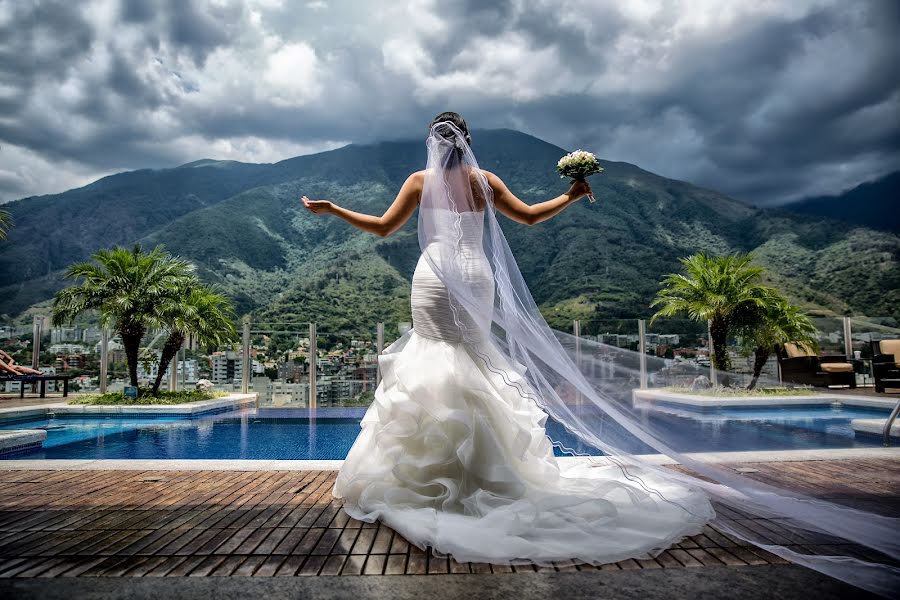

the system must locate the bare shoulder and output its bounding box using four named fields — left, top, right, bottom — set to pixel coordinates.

left=479, top=169, right=506, bottom=191
left=409, top=170, right=426, bottom=187
left=407, top=170, right=426, bottom=205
